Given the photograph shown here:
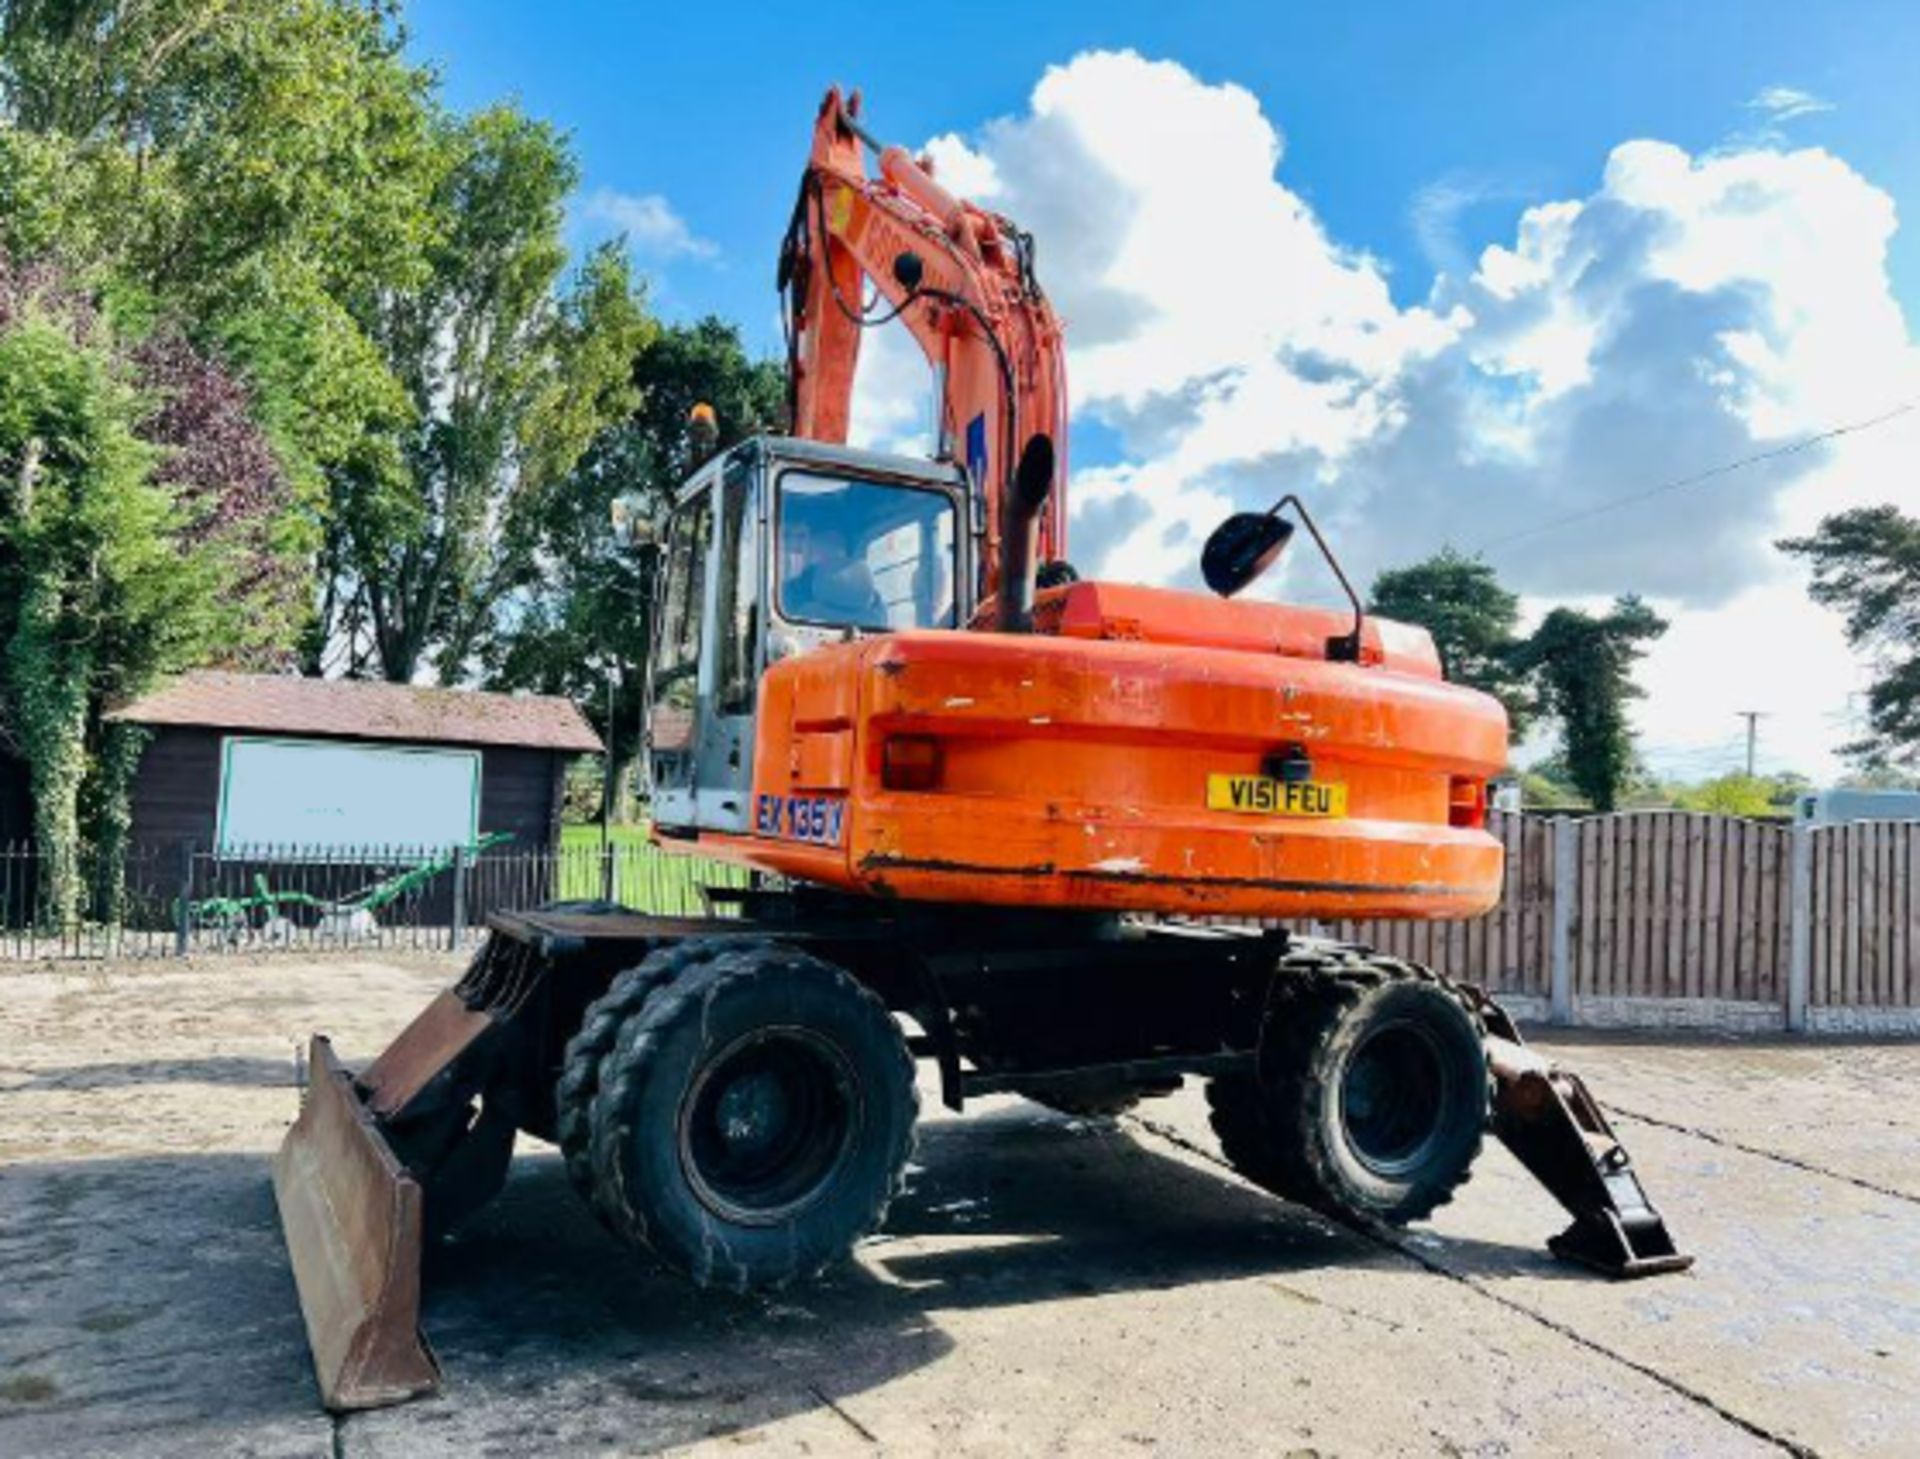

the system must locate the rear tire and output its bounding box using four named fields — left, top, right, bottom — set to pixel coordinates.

left=587, top=944, right=917, bottom=1291
left=1208, top=958, right=1488, bottom=1226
